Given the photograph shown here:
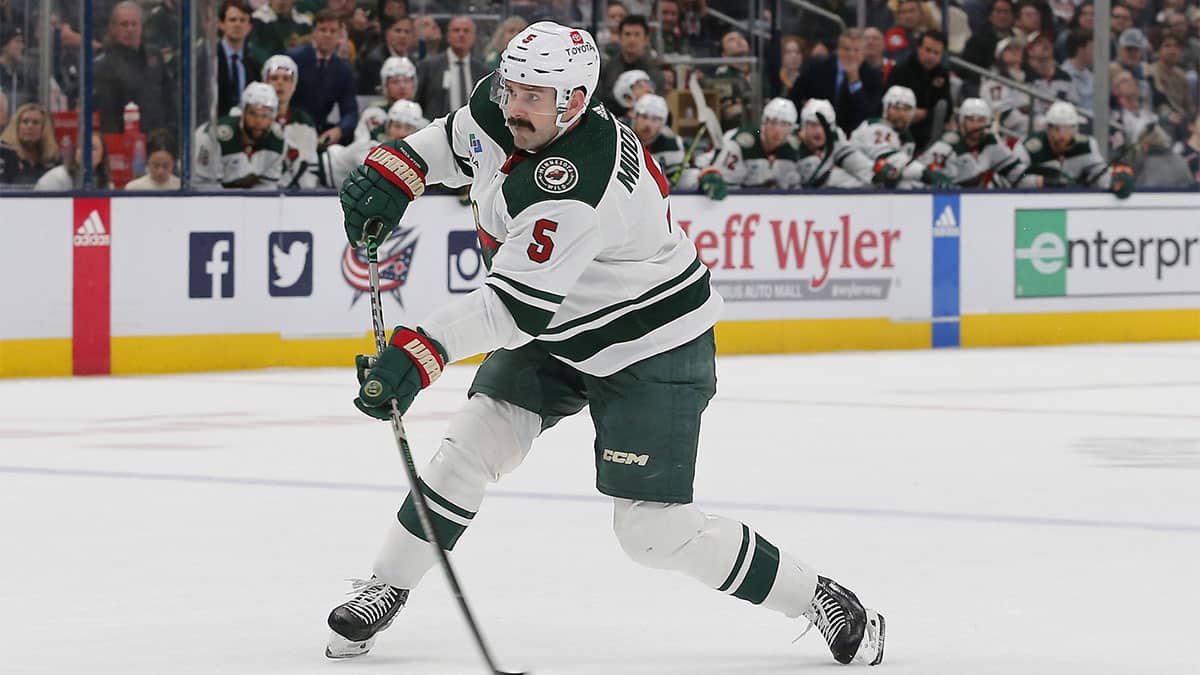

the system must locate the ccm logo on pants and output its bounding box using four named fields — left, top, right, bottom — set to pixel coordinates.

left=603, top=449, right=650, bottom=466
